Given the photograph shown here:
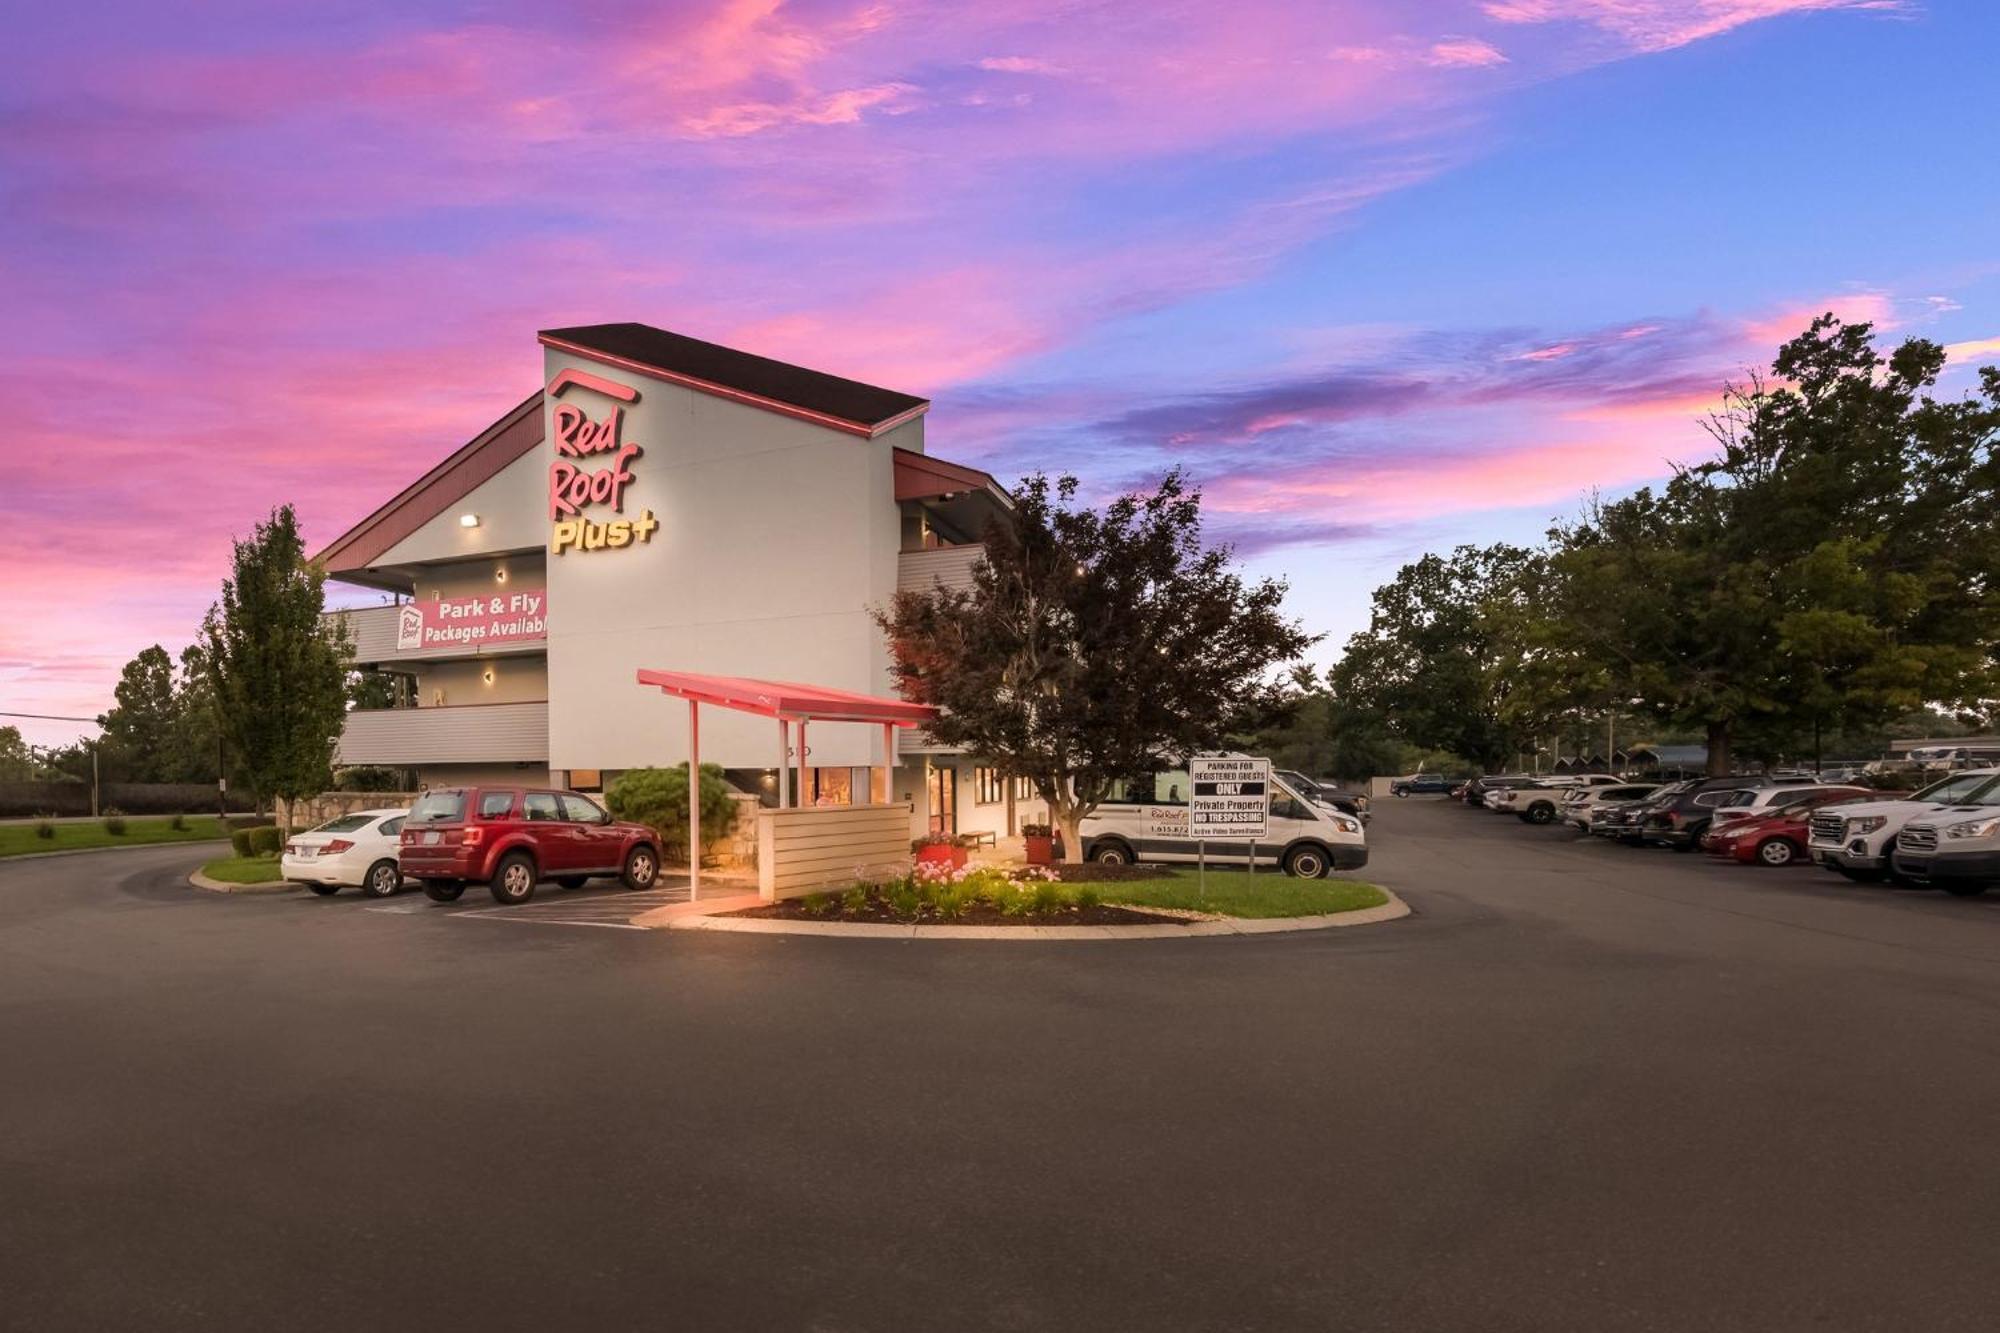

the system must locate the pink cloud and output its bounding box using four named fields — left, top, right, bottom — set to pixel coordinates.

left=1425, top=38, right=1510, bottom=67
left=1481, top=0, right=1906, bottom=52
